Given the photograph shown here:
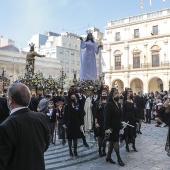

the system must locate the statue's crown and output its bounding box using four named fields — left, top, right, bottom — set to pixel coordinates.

left=86, top=29, right=93, bottom=35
